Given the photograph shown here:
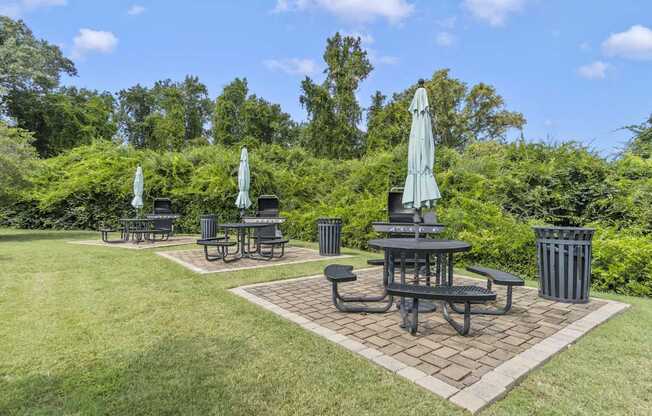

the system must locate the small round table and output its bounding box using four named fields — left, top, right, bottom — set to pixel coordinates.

left=217, top=223, right=271, bottom=260
left=368, top=238, right=472, bottom=322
